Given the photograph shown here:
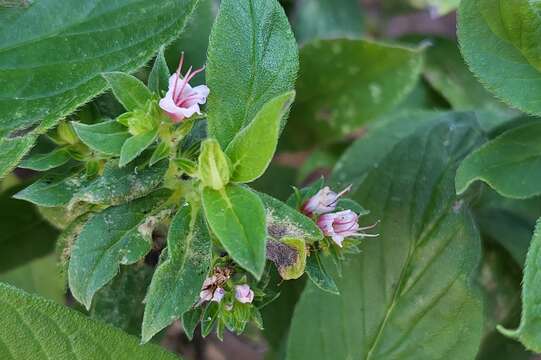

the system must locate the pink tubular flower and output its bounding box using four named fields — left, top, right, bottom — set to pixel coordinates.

left=159, top=52, right=210, bottom=123
left=317, top=210, right=379, bottom=247
left=199, top=276, right=225, bottom=304
left=302, top=185, right=351, bottom=216
left=235, top=284, right=254, bottom=304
